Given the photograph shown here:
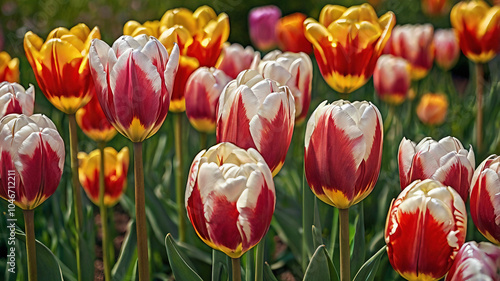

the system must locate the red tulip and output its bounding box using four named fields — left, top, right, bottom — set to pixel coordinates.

left=257, top=50, right=313, bottom=124
left=76, top=92, right=117, bottom=143
left=185, top=67, right=232, bottom=133
left=398, top=136, right=475, bottom=202
left=433, top=29, right=460, bottom=70
left=445, top=241, right=500, bottom=280
left=185, top=142, right=275, bottom=258
left=89, top=35, right=179, bottom=142
left=248, top=5, right=281, bottom=51
left=304, top=100, right=383, bottom=209
left=470, top=154, right=500, bottom=244
left=373, top=54, right=411, bottom=105
left=386, top=24, right=435, bottom=80
left=216, top=70, right=295, bottom=176
left=216, top=43, right=260, bottom=79
left=275, top=13, right=312, bottom=54
left=0, top=114, right=65, bottom=210
left=385, top=179, right=467, bottom=281
left=0, top=82, right=35, bottom=119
